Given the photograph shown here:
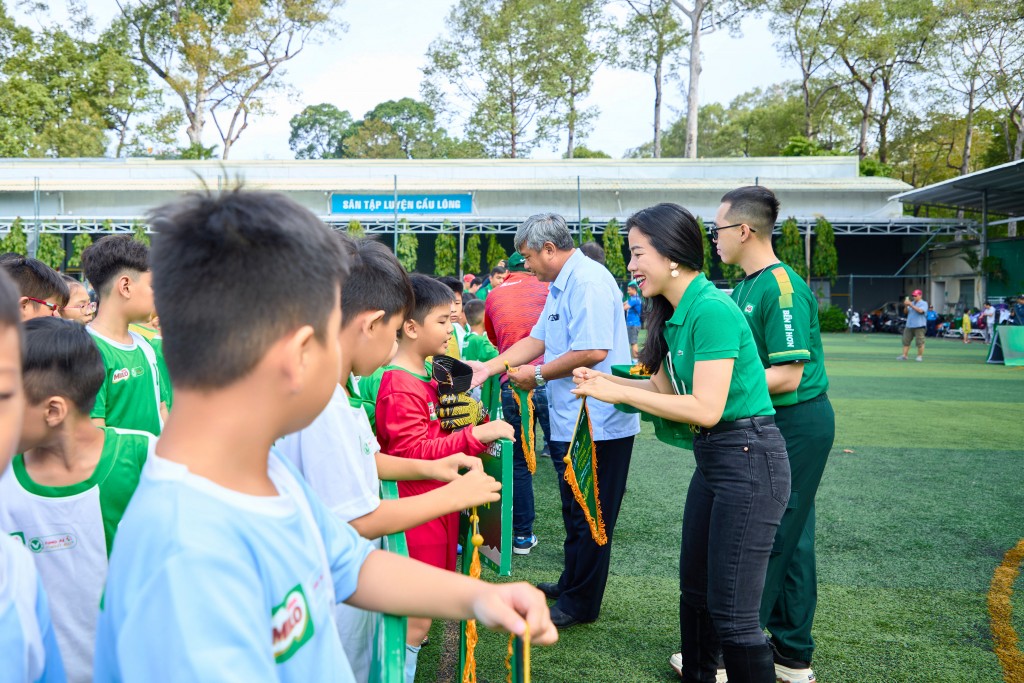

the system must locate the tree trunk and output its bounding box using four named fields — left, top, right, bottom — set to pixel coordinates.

left=960, top=86, right=975, bottom=176
left=683, top=6, right=703, bottom=159
left=186, top=102, right=205, bottom=147
left=1013, top=114, right=1023, bottom=161
left=653, top=63, right=663, bottom=158
left=857, top=86, right=873, bottom=159
left=566, top=100, right=576, bottom=158
left=802, top=78, right=813, bottom=138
